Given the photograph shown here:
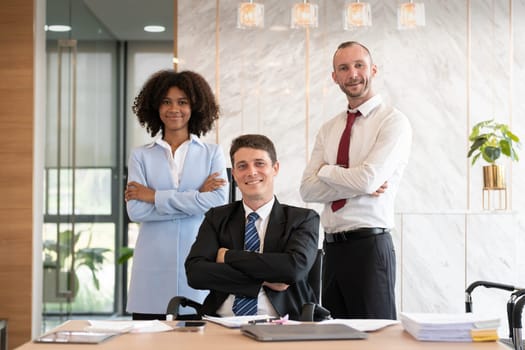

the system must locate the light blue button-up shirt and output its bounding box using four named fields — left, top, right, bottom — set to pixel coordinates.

left=126, top=135, right=228, bottom=314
